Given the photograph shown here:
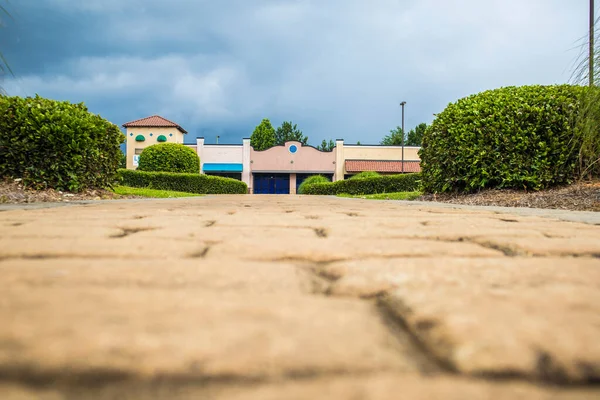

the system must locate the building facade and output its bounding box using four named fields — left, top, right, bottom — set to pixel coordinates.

left=123, top=116, right=421, bottom=194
